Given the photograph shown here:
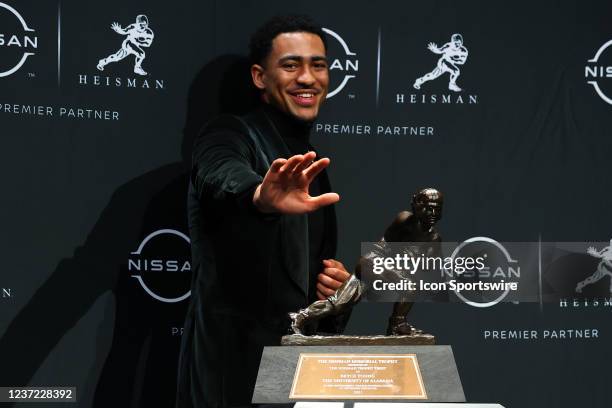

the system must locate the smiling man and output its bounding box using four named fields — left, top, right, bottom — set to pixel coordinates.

left=250, top=30, right=328, bottom=122
left=175, top=15, right=351, bottom=408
